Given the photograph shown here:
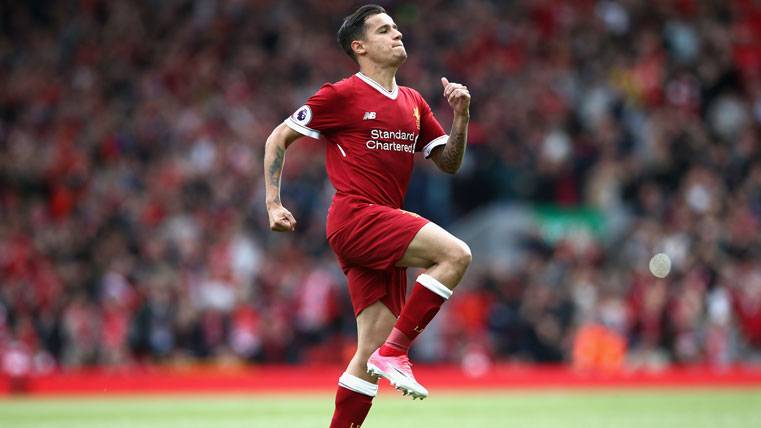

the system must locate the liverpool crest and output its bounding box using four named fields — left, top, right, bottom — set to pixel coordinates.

left=412, top=107, right=420, bottom=130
